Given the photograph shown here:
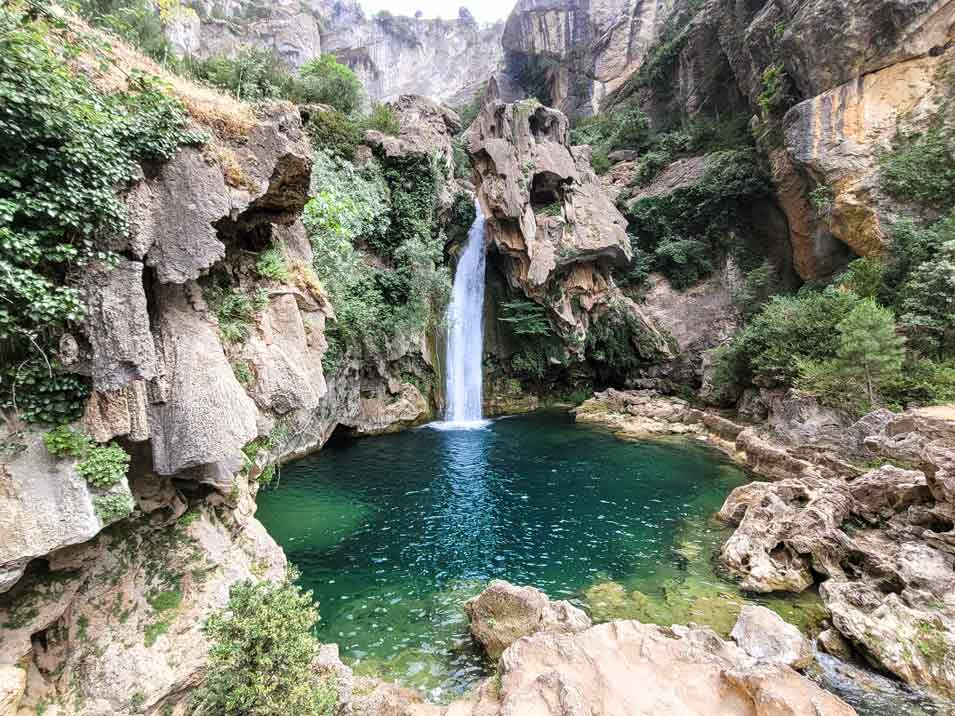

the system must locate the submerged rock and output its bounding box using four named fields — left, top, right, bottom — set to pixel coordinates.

left=731, top=605, right=814, bottom=670
left=464, top=580, right=591, bottom=660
